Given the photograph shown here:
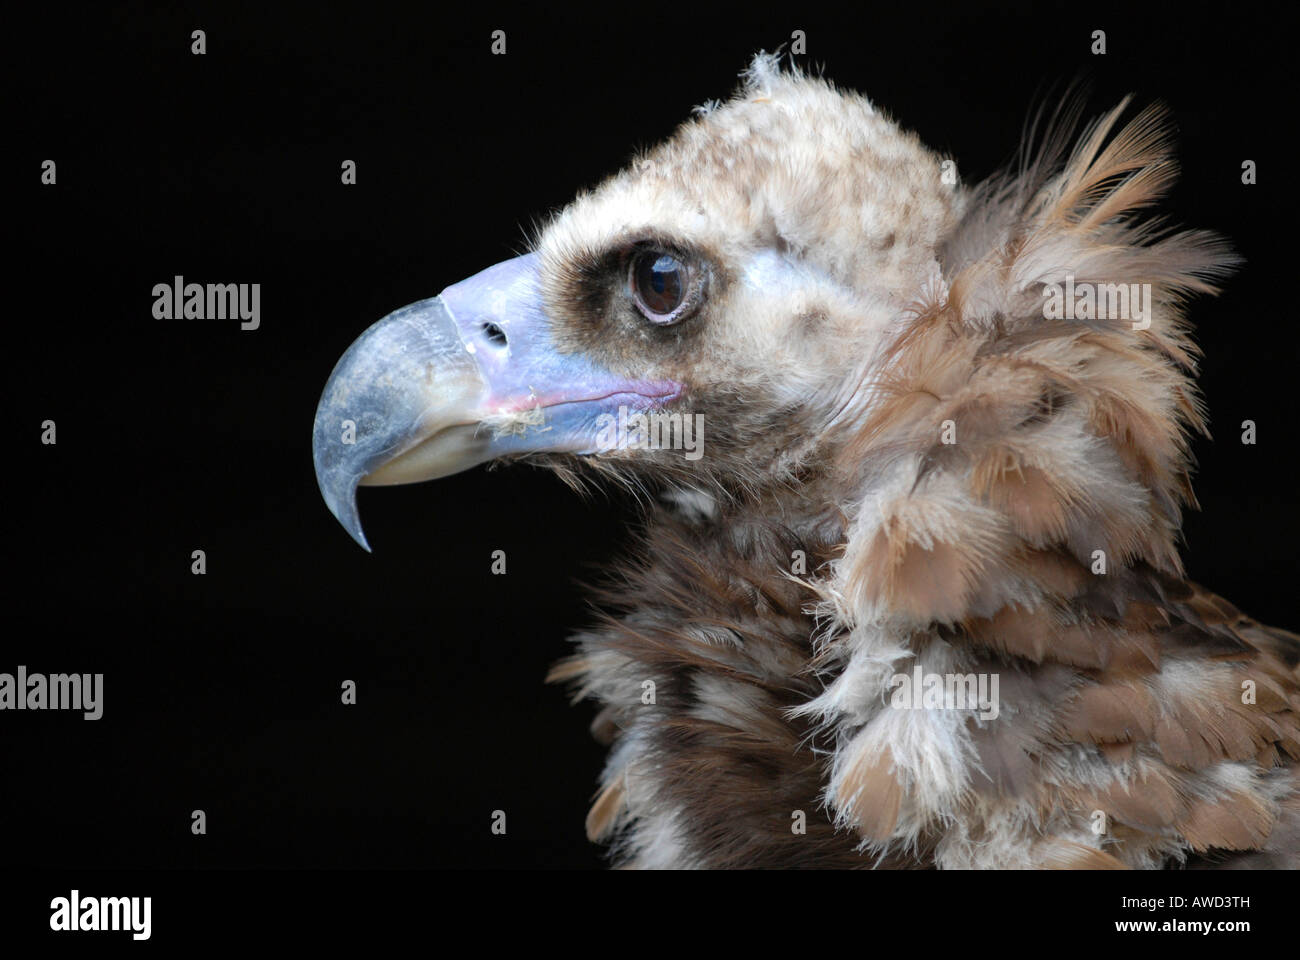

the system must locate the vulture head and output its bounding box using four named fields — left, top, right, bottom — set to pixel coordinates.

left=313, top=55, right=1300, bottom=869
